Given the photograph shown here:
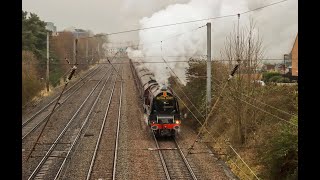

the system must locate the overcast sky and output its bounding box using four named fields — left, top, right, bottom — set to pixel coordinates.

left=23, top=0, right=297, bottom=59
left=22, top=0, right=189, bottom=42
